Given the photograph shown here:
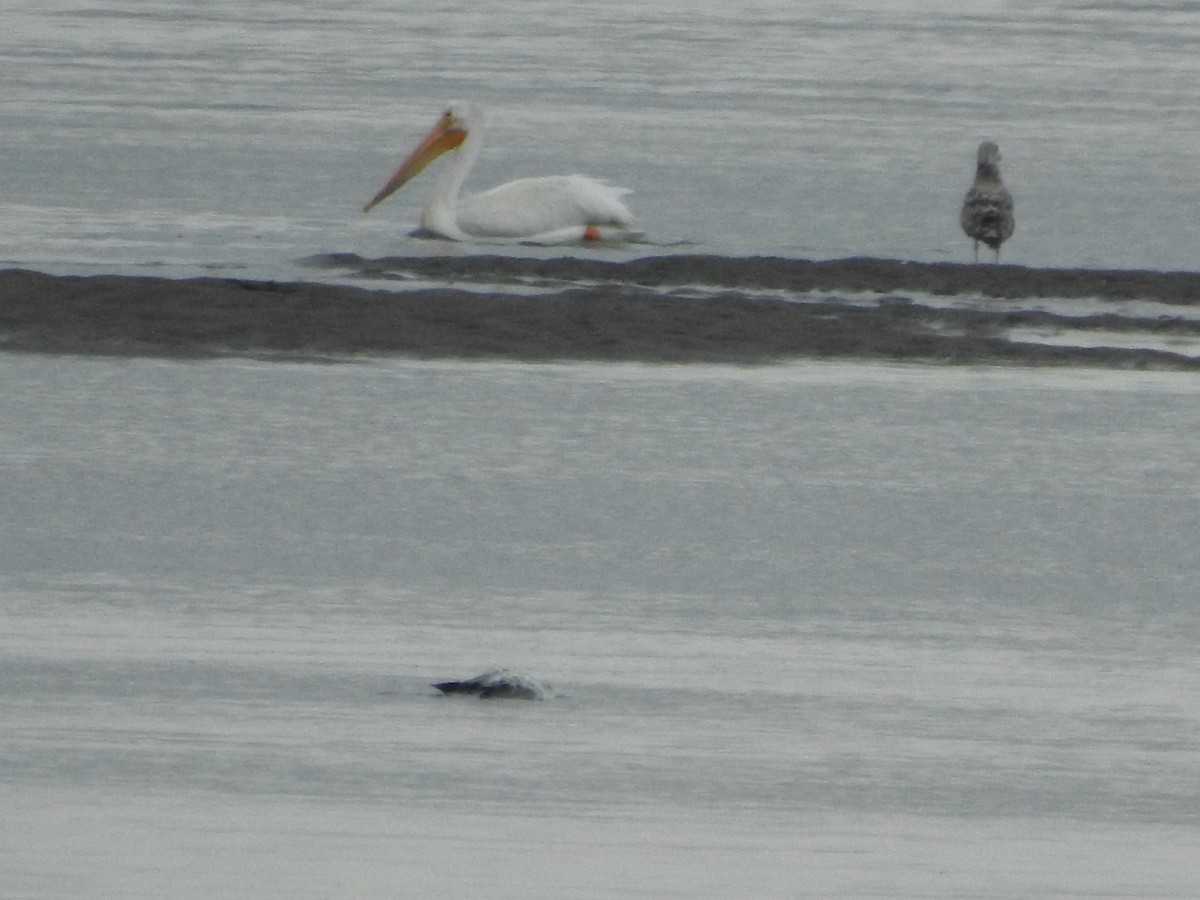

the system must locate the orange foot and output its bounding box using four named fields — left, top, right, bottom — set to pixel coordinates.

left=582, top=224, right=602, bottom=242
